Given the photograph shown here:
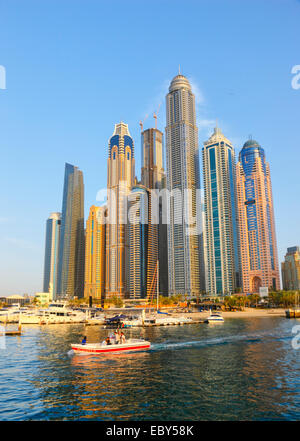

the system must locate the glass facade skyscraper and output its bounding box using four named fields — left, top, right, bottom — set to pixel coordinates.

left=128, top=185, right=148, bottom=299
left=84, top=205, right=106, bottom=301
left=57, top=163, right=85, bottom=298
left=236, top=139, right=280, bottom=293
left=165, top=74, right=202, bottom=297
left=203, top=127, right=240, bottom=296
left=43, top=212, right=61, bottom=300
left=141, top=128, right=168, bottom=297
left=106, top=122, right=135, bottom=298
